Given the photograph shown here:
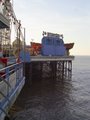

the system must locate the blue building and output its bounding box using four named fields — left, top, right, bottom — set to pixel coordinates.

left=41, top=32, right=66, bottom=56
